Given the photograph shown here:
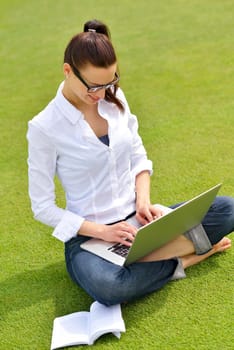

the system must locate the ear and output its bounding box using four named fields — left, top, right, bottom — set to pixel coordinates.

left=63, top=63, right=72, bottom=77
